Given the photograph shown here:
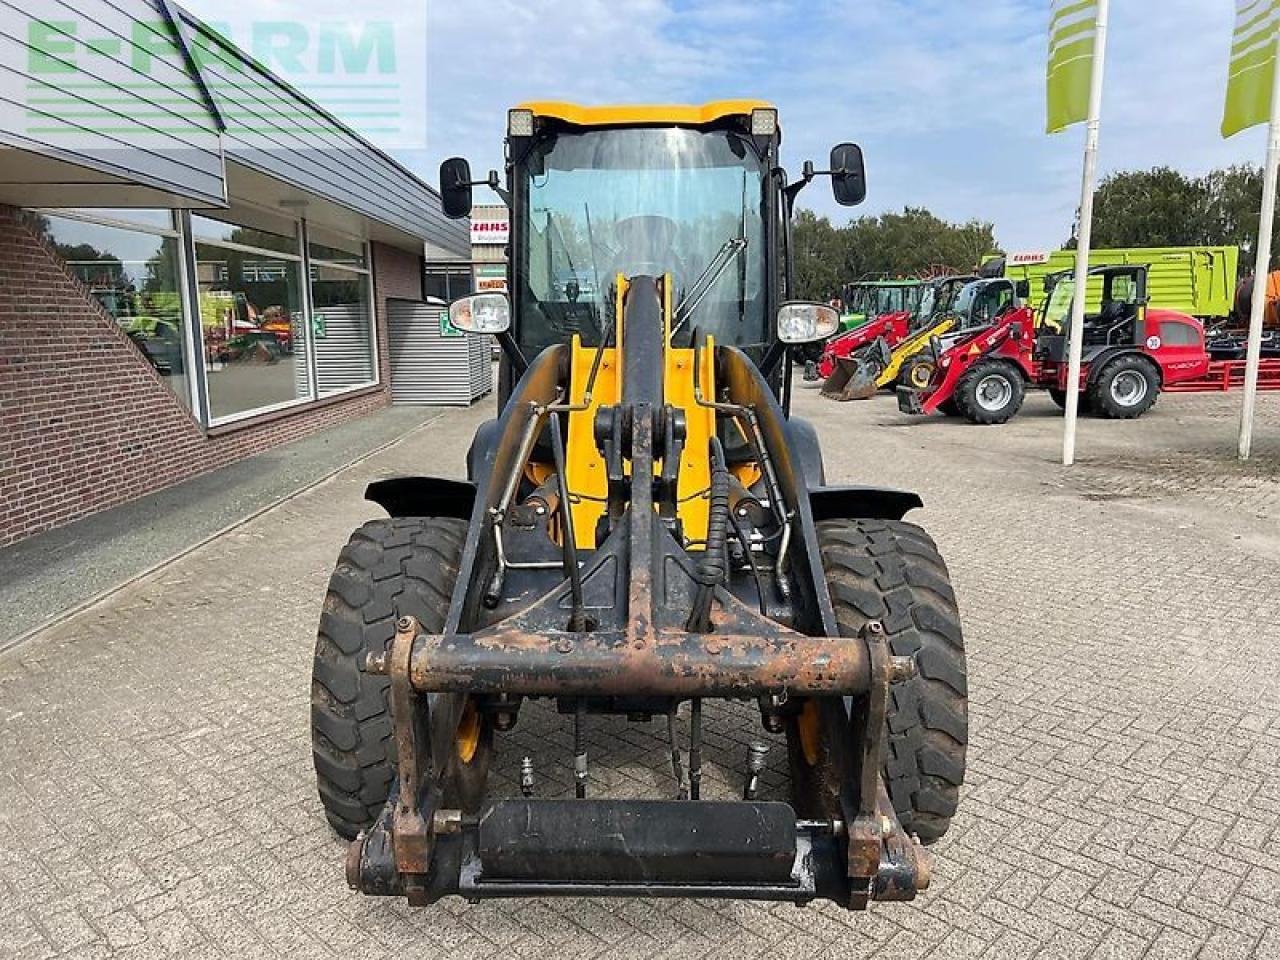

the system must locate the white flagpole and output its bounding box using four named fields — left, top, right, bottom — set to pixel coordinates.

left=1062, top=0, right=1110, bottom=467
left=1238, top=27, right=1280, bottom=461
